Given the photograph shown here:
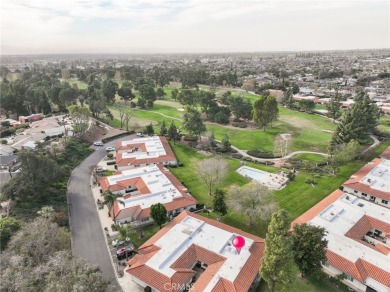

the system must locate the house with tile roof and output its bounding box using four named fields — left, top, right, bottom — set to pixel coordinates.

left=99, top=164, right=197, bottom=225
left=292, top=189, right=390, bottom=292
left=342, top=154, right=390, bottom=209
left=115, top=136, right=177, bottom=171
left=126, top=211, right=265, bottom=292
